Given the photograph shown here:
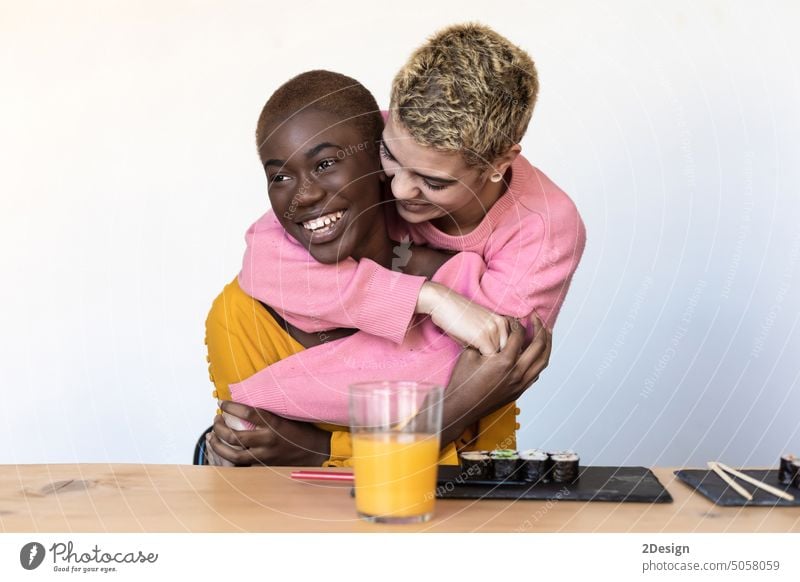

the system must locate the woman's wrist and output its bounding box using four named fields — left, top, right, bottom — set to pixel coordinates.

left=415, top=281, right=444, bottom=315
